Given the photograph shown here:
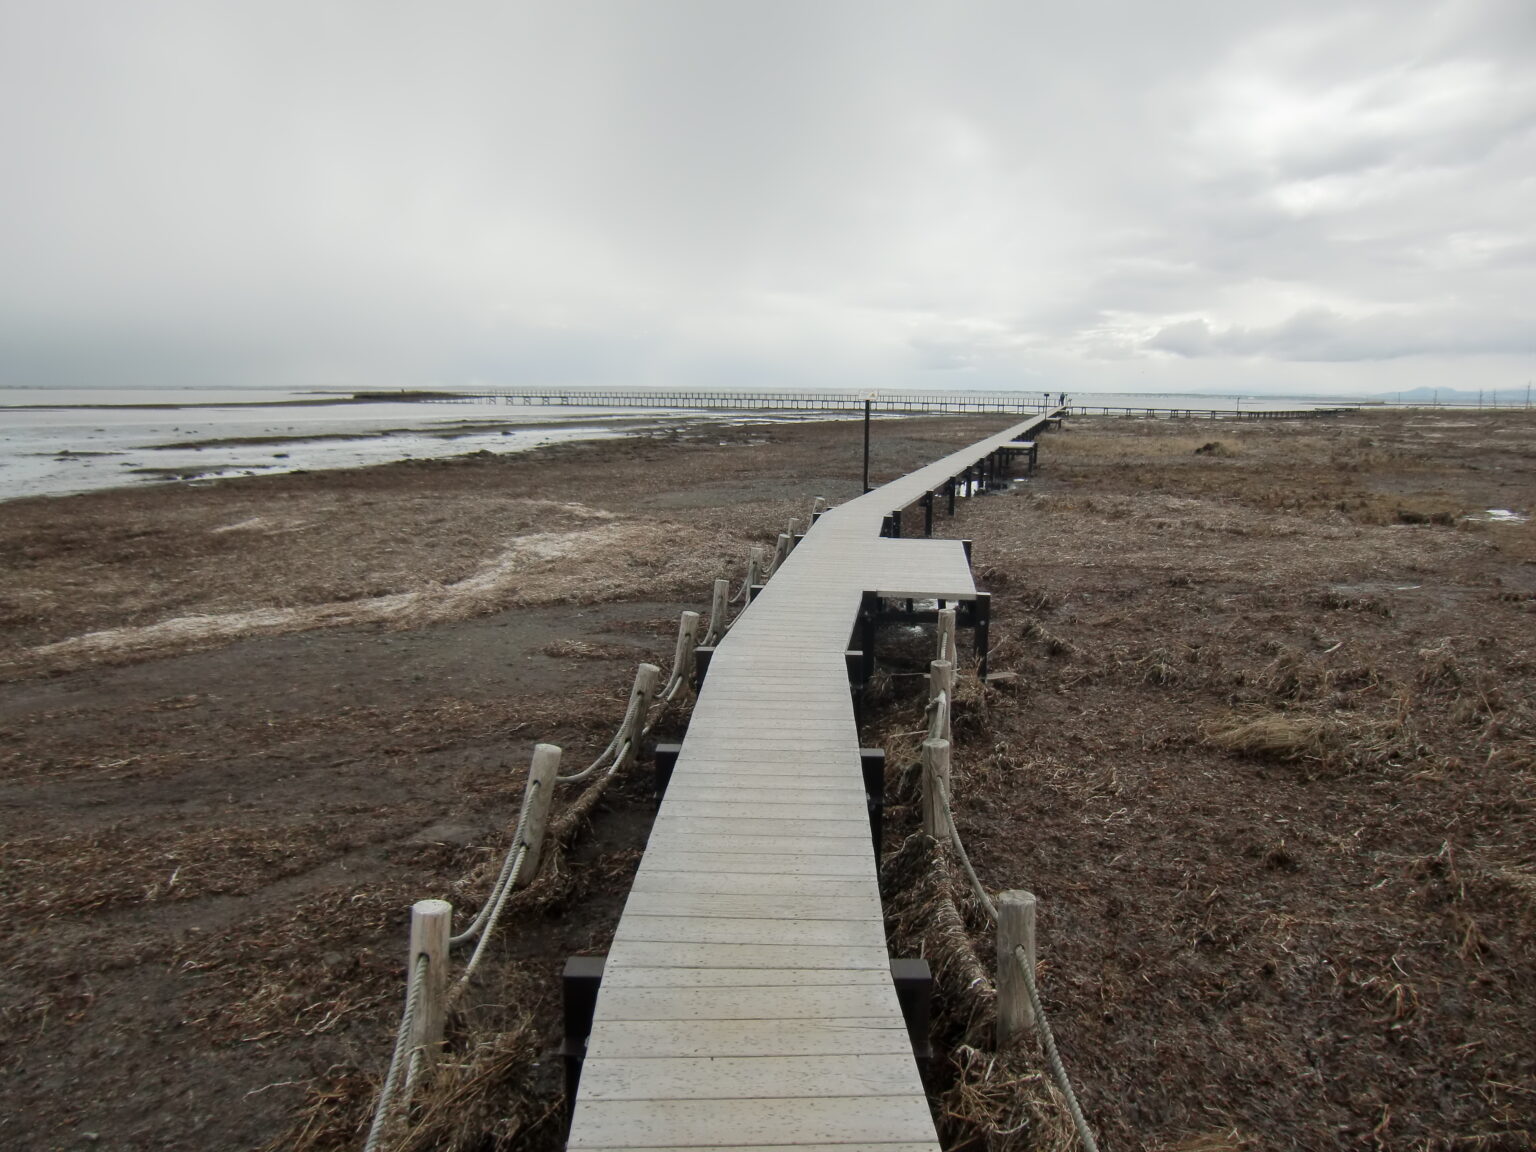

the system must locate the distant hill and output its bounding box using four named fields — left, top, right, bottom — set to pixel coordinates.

left=1375, top=386, right=1532, bottom=405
